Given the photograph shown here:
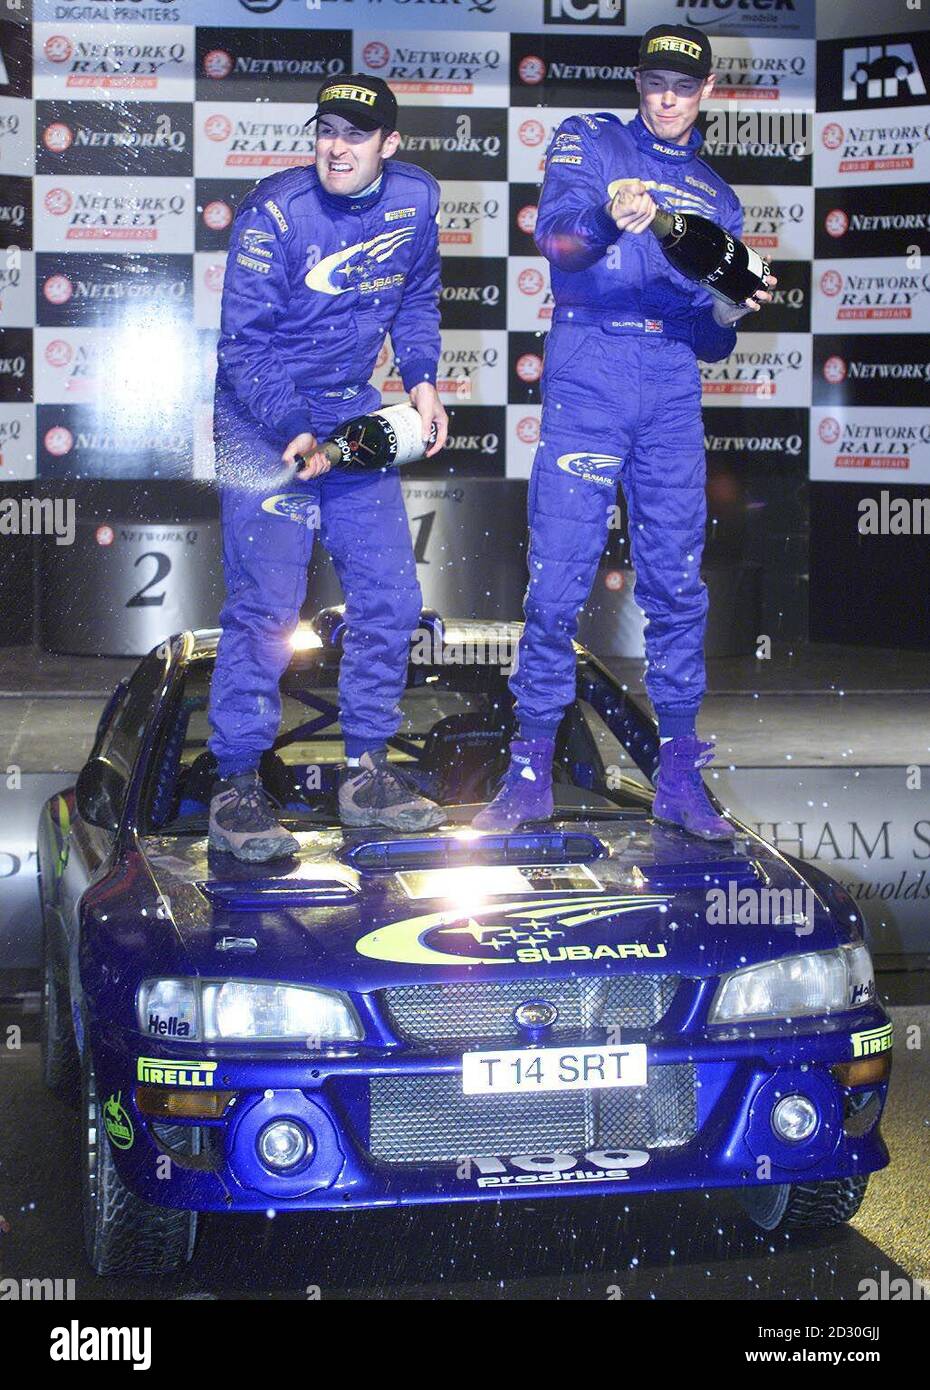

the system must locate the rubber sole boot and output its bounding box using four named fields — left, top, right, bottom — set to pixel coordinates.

left=339, top=749, right=446, bottom=831
left=653, top=736, right=733, bottom=841
left=209, top=771, right=300, bottom=862
left=471, top=738, right=555, bottom=831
